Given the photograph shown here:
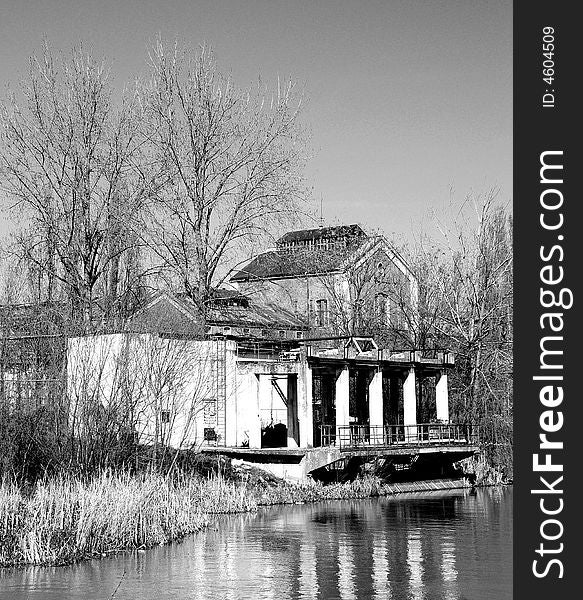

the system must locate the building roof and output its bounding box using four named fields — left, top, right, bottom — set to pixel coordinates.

left=131, top=292, right=307, bottom=334
left=230, top=249, right=346, bottom=281
left=231, top=225, right=369, bottom=282
left=206, top=299, right=306, bottom=329
left=277, top=224, right=366, bottom=244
